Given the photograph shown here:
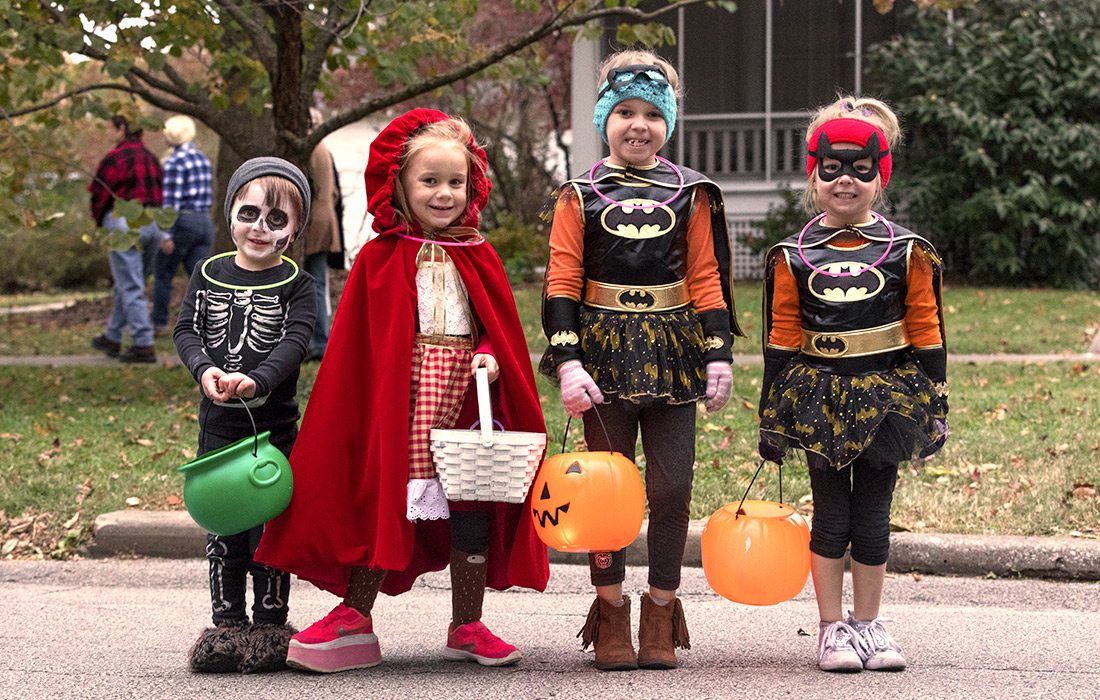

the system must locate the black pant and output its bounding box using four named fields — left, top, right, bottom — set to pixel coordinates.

left=582, top=396, right=696, bottom=590
left=807, top=453, right=899, bottom=566
left=199, top=423, right=296, bottom=626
